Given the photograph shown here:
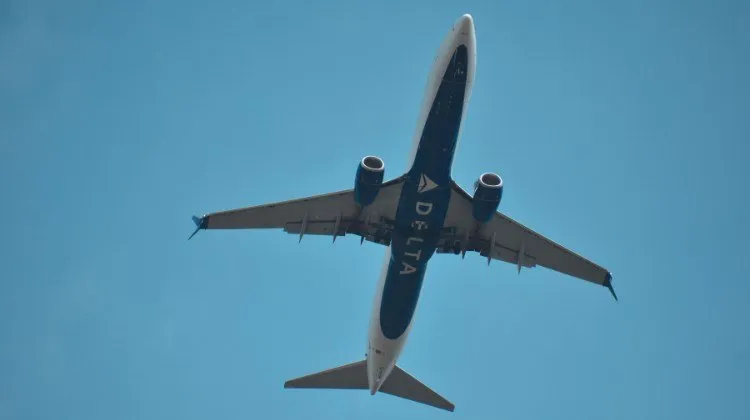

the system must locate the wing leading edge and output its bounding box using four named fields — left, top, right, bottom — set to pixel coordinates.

left=189, top=177, right=406, bottom=246
left=441, top=181, right=617, bottom=300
